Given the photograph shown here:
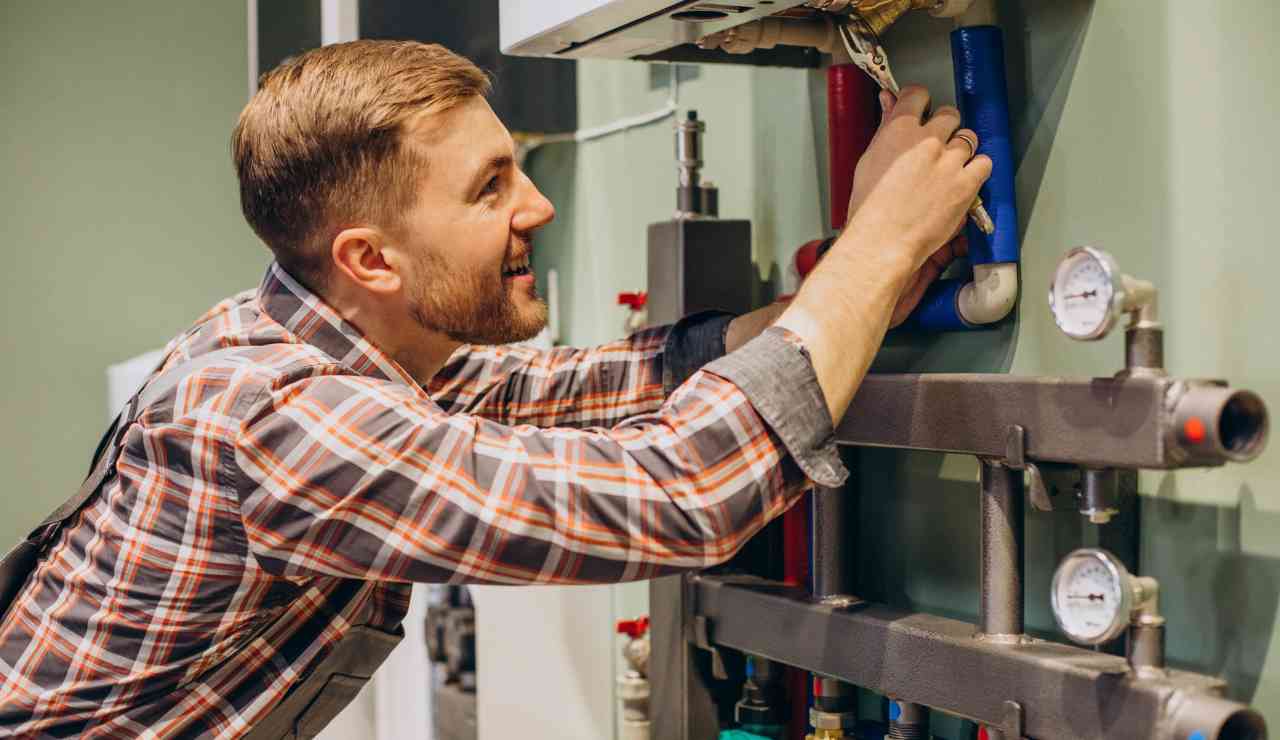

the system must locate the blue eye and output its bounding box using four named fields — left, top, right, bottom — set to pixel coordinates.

left=481, top=175, right=500, bottom=196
